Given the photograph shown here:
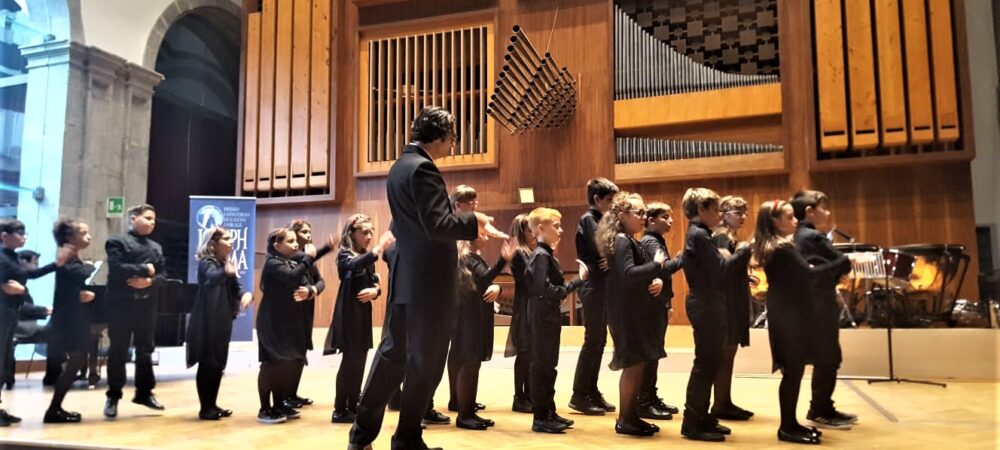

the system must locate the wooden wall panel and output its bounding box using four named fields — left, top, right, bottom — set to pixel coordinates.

left=291, top=0, right=312, bottom=189
left=272, top=0, right=294, bottom=191
left=257, top=0, right=277, bottom=192
left=843, top=0, right=879, bottom=150
left=927, top=0, right=961, bottom=143
left=812, top=0, right=849, bottom=152
left=873, top=0, right=908, bottom=147
left=900, top=0, right=935, bottom=145
left=310, top=0, right=331, bottom=189
left=243, top=13, right=261, bottom=193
